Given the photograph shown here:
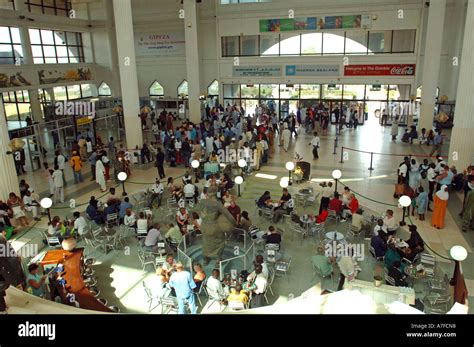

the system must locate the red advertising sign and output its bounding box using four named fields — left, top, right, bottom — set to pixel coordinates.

left=344, top=64, right=416, bottom=76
